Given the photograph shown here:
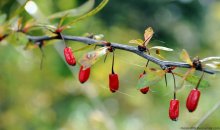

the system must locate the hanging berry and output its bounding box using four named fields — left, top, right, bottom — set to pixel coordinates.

left=186, top=89, right=200, bottom=112
left=109, top=50, right=119, bottom=93
left=186, top=72, right=204, bottom=112
left=169, top=72, right=179, bottom=121
left=64, top=47, right=76, bottom=66
left=140, top=87, right=150, bottom=94
left=169, top=99, right=179, bottom=121
left=139, top=73, right=149, bottom=94
left=109, top=73, right=119, bottom=93
left=78, top=66, right=90, bottom=83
